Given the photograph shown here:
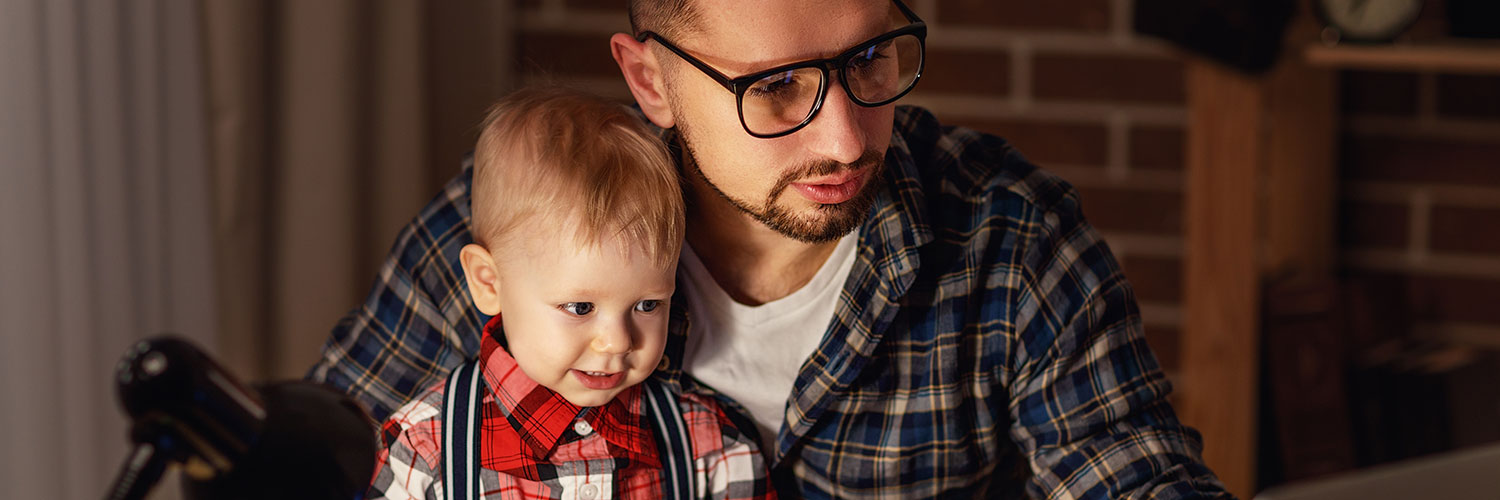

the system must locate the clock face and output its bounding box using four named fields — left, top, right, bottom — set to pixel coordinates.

left=1316, top=0, right=1424, bottom=42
